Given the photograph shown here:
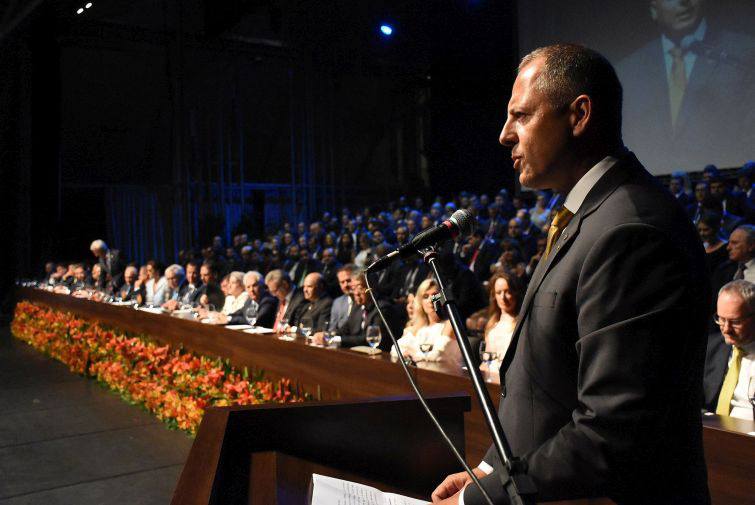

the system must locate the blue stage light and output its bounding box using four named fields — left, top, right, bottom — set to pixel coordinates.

left=380, top=24, right=393, bottom=36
